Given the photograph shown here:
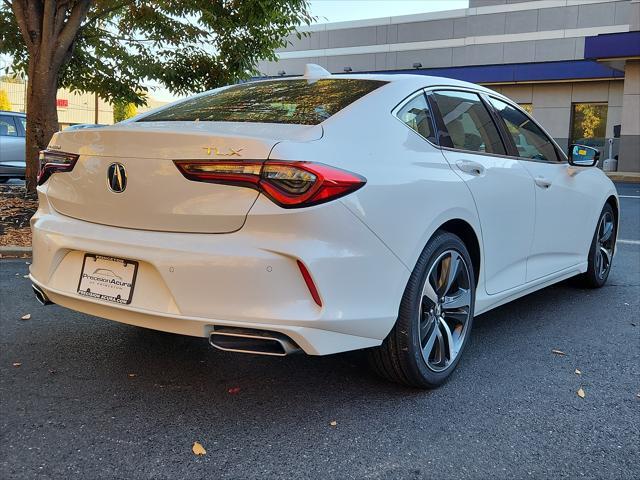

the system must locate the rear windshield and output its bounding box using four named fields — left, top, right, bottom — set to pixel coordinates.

left=139, top=79, right=387, bottom=125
